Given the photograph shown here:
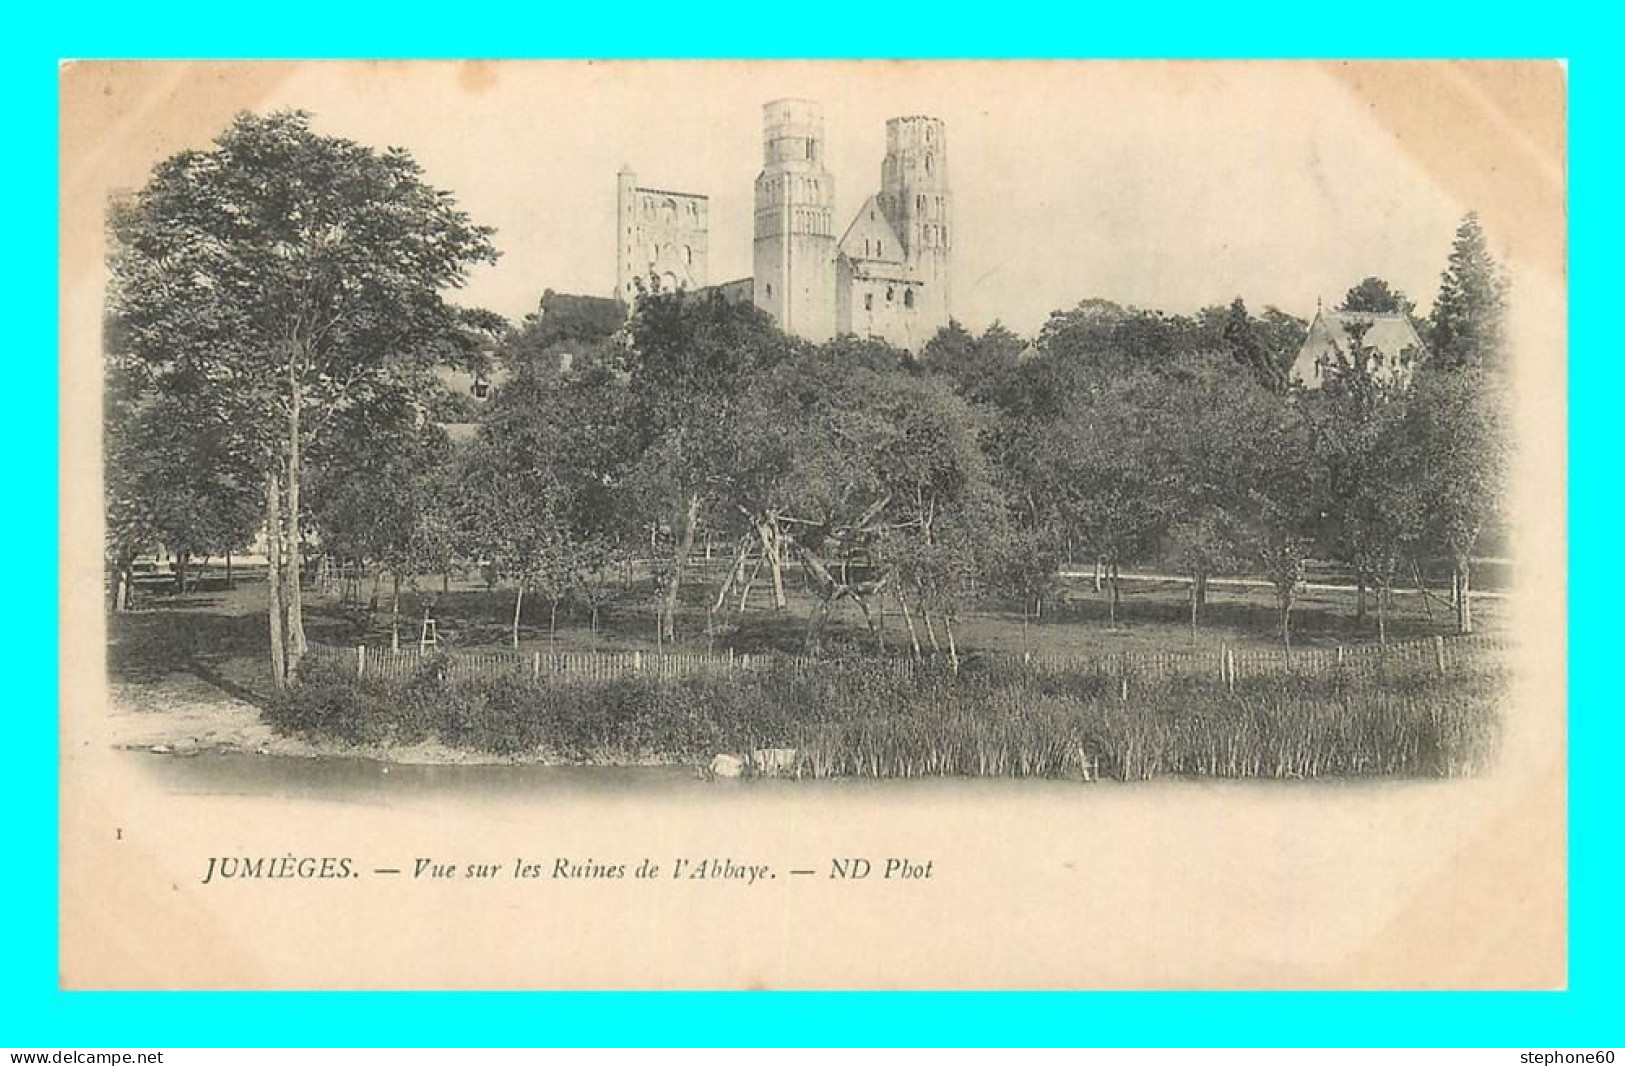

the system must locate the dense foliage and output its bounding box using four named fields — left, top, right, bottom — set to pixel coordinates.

left=105, top=108, right=1511, bottom=681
